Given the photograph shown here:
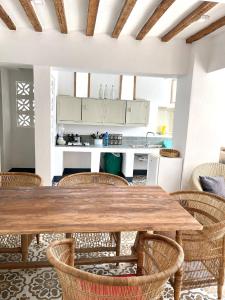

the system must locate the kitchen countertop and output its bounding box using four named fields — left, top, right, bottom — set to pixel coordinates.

left=55, top=144, right=162, bottom=156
